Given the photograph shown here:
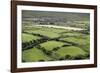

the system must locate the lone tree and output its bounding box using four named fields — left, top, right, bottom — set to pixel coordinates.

left=65, top=55, right=72, bottom=60
left=74, top=54, right=86, bottom=60
left=38, top=59, right=45, bottom=62
left=52, top=47, right=60, bottom=51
